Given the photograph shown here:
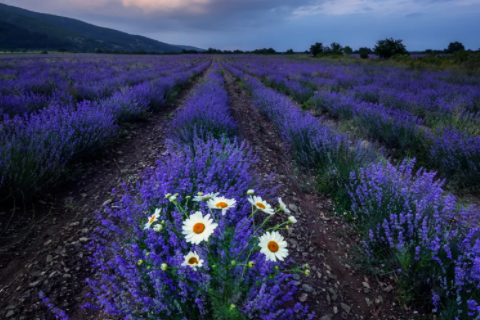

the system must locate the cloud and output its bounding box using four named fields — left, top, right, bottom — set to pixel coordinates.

left=405, top=12, right=424, bottom=17
left=292, top=0, right=480, bottom=17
